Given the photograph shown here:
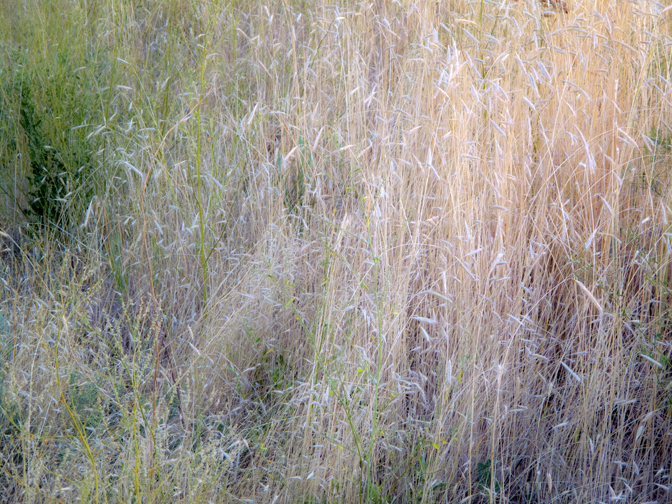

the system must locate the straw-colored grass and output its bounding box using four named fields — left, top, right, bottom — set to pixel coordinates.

left=1, top=0, right=671, bottom=502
